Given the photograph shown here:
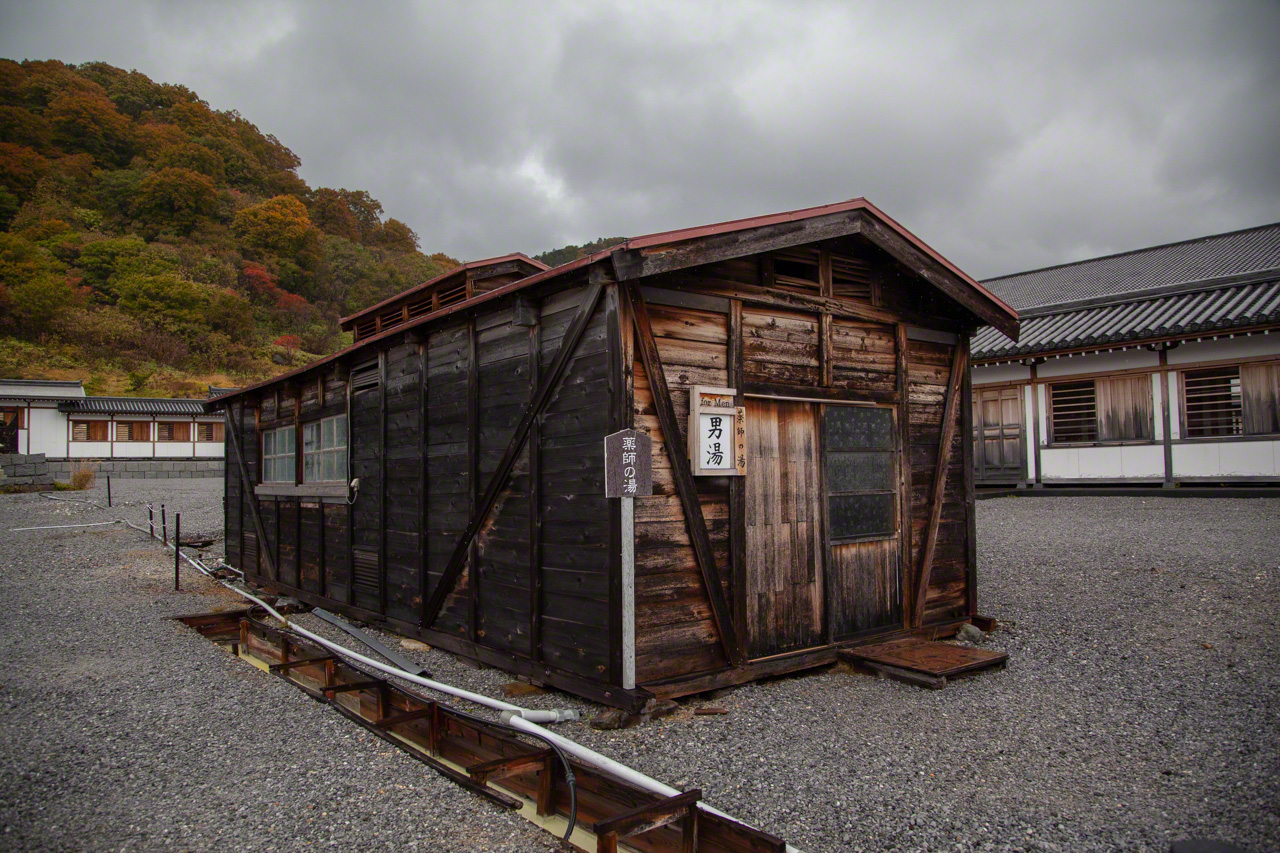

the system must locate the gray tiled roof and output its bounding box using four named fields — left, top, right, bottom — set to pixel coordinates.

left=58, top=397, right=209, bottom=415
left=984, top=222, right=1280, bottom=311
left=972, top=278, right=1280, bottom=360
